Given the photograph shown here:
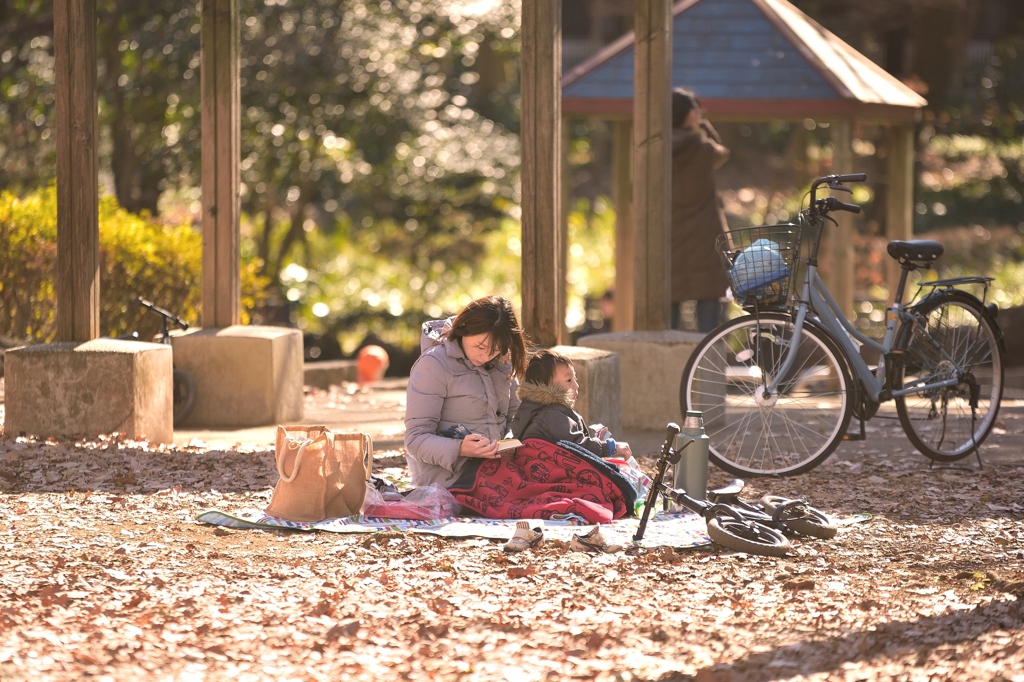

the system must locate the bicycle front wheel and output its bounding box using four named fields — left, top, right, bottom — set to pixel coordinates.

left=706, top=517, right=791, bottom=557
left=759, top=495, right=837, bottom=540
left=681, top=313, right=853, bottom=477
left=894, top=292, right=1003, bottom=462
